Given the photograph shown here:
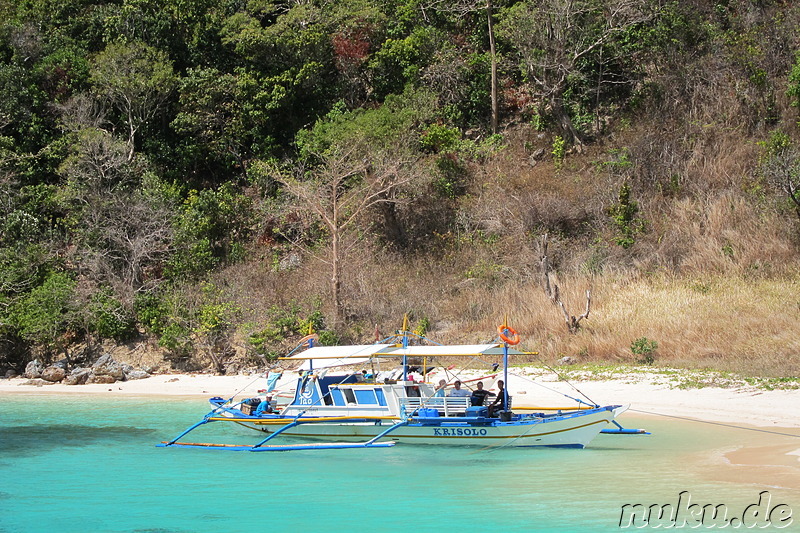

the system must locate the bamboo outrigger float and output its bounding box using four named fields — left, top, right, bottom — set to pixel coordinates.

left=158, top=321, right=644, bottom=452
